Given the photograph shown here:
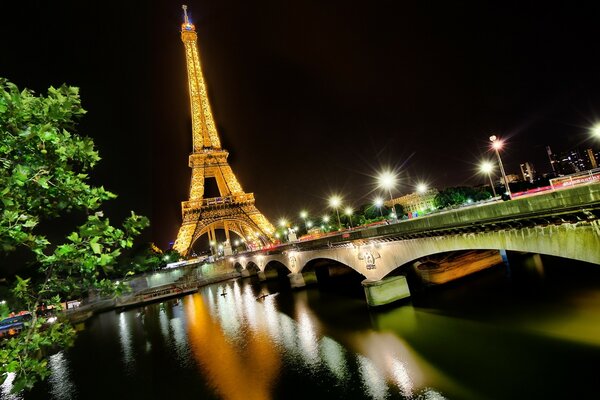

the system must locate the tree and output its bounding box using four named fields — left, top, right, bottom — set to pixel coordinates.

left=0, top=78, right=149, bottom=392
left=433, top=186, right=492, bottom=209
